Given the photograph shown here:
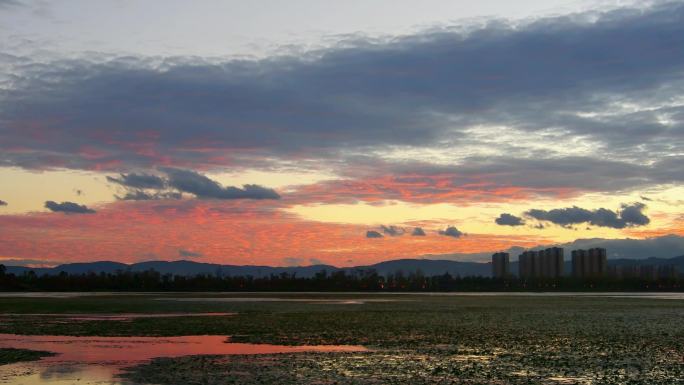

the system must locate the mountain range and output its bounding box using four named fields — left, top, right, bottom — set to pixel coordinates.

left=4, top=255, right=684, bottom=278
